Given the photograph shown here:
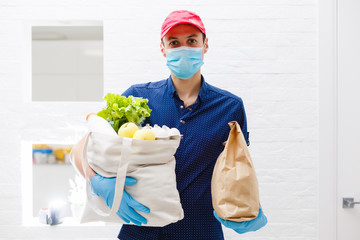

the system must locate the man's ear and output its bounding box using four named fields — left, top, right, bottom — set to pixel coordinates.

left=204, top=37, right=209, bottom=54
left=160, top=41, right=166, bottom=57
